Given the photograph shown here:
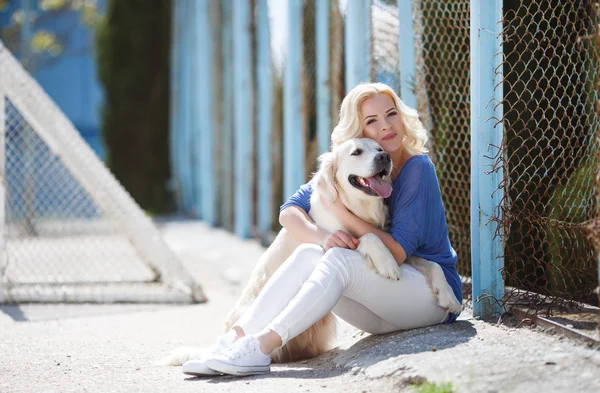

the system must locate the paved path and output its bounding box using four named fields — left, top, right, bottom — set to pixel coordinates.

left=1, top=220, right=598, bottom=393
